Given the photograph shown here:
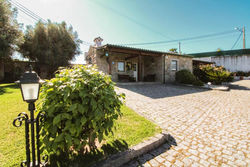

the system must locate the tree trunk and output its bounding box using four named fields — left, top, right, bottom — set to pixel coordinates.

left=0, top=58, right=4, bottom=82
